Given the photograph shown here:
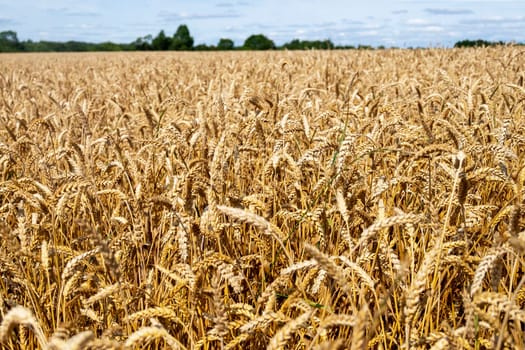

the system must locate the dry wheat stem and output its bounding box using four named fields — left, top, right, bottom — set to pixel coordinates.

left=0, top=306, right=47, bottom=349
left=1, top=48, right=525, bottom=349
